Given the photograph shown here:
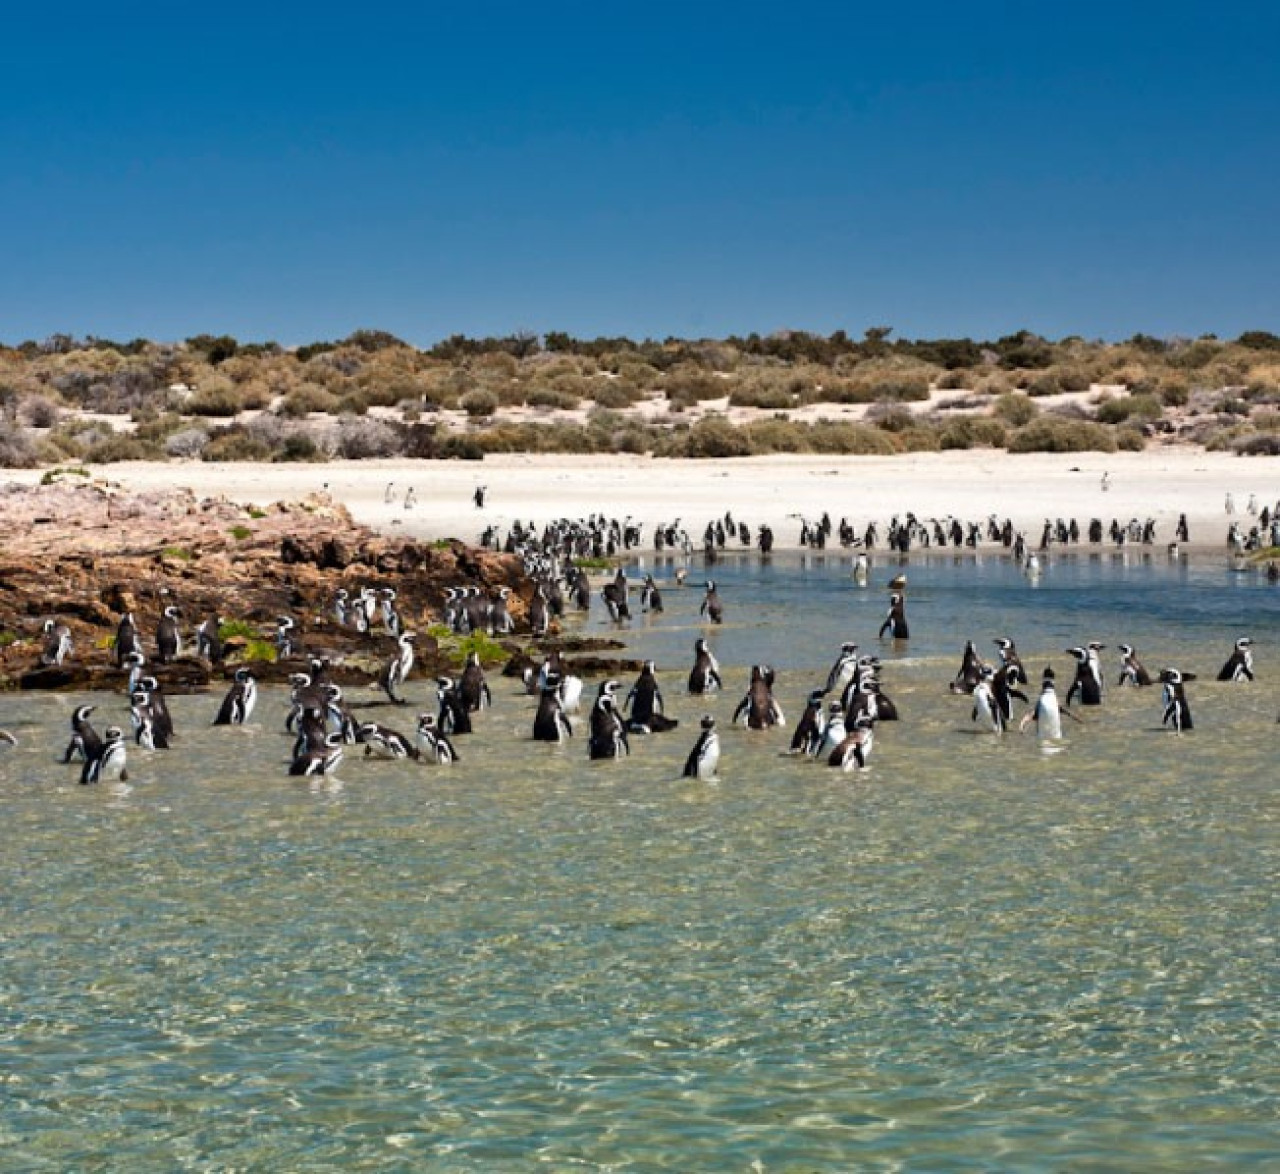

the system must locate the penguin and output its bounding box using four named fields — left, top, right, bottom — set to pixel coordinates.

left=687, top=637, right=723, bottom=694
left=625, top=661, right=679, bottom=733
left=380, top=588, right=402, bottom=637
left=458, top=650, right=492, bottom=712
left=1020, top=666, right=1074, bottom=740
left=639, top=574, right=664, bottom=614
left=532, top=675, right=574, bottom=742
left=114, top=612, right=143, bottom=668
left=195, top=616, right=224, bottom=664
left=130, top=689, right=169, bottom=750
left=1160, top=668, right=1194, bottom=732
left=827, top=713, right=875, bottom=771
left=81, top=726, right=128, bottom=785
left=789, top=689, right=828, bottom=756
left=878, top=593, right=909, bottom=640
left=732, top=664, right=786, bottom=729
left=824, top=642, right=860, bottom=696
left=40, top=619, right=73, bottom=667
left=63, top=704, right=102, bottom=763
left=818, top=702, right=848, bottom=759
left=1217, top=637, right=1254, bottom=682
left=214, top=667, right=258, bottom=726
left=1117, top=644, right=1152, bottom=687
left=991, top=662, right=1030, bottom=729
left=333, top=588, right=351, bottom=628
left=289, top=731, right=346, bottom=776
left=601, top=575, right=631, bottom=622
left=852, top=552, right=869, bottom=585
left=0, top=730, right=16, bottom=749
left=588, top=680, right=630, bottom=760
left=971, top=667, right=1003, bottom=733
left=359, top=721, right=420, bottom=760
left=528, top=584, right=550, bottom=637
left=950, top=640, right=983, bottom=695
left=436, top=676, right=472, bottom=736
left=993, top=637, right=1025, bottom=681
left=1064, top=644, right=1105, bottom=706
left=275, top=615, right=300, bottom=659
left=489, top=587, right=515, bottom=635
left=682, top=715, right=720, bottom=780
left=137, top=676, right=174, bottom=744
left=156, top=606, right=183, bottom=663
left=700, top=580, right=723, bottom=624
left=415, top=713, right=459, bottom=763
left=382, top=631, right=417, bottom=704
